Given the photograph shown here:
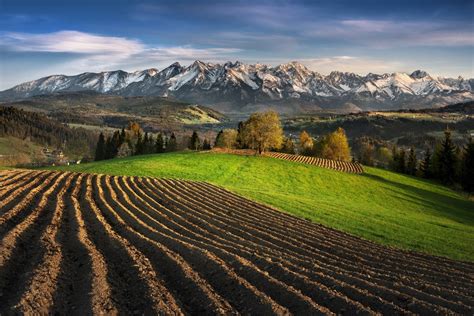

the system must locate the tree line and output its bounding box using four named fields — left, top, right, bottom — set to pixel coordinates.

left=390, top=130, right=474, bottom=192
left=214, top=111, right=352, bottom=161
left=94, top=122, right=212, bottom=161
